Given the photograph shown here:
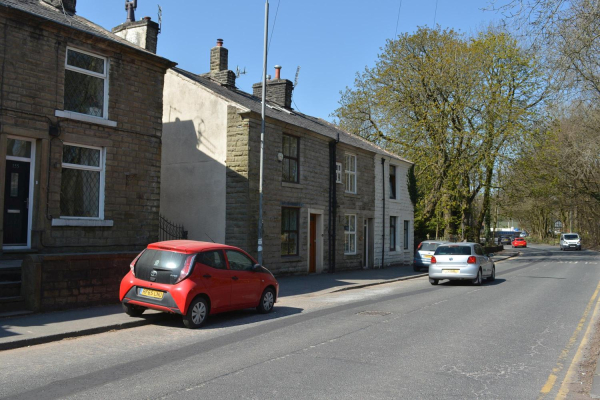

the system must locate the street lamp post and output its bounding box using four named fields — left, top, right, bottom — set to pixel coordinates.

left=258, top=0, right=269, bottom=266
